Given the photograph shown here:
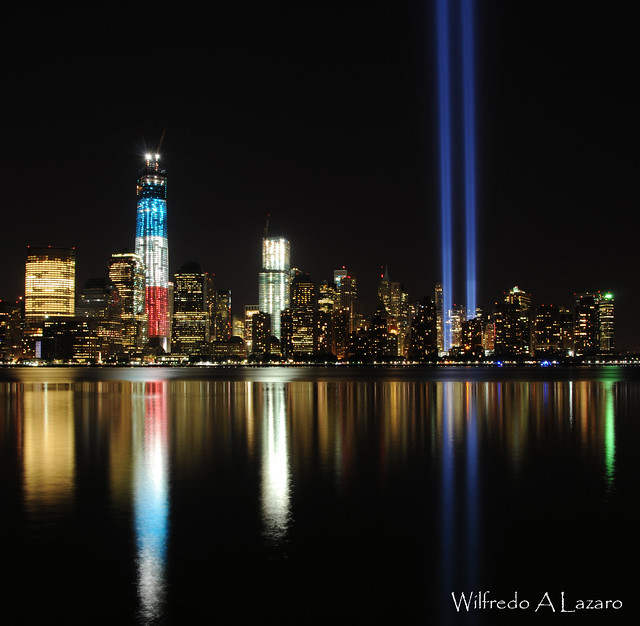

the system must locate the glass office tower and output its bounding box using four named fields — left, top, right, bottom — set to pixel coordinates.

left=24, top=246, right=76, bottom=330
left=109, top=251, right=147, bottom=354
left=259, top=236, right=290, bottom=339
left=135, top=154, right=170, bottom=351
